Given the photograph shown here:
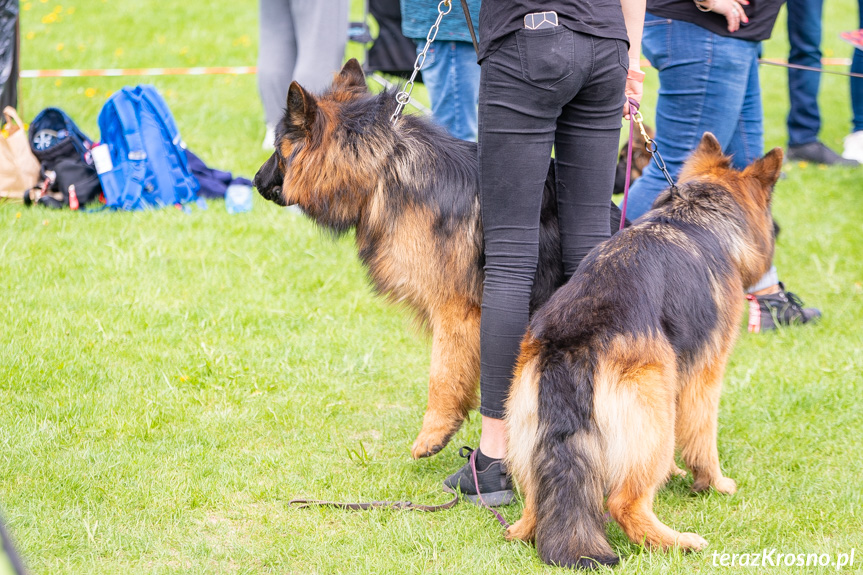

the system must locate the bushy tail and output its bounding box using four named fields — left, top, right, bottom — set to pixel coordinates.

left=533, top=350, right=618, bottom=569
